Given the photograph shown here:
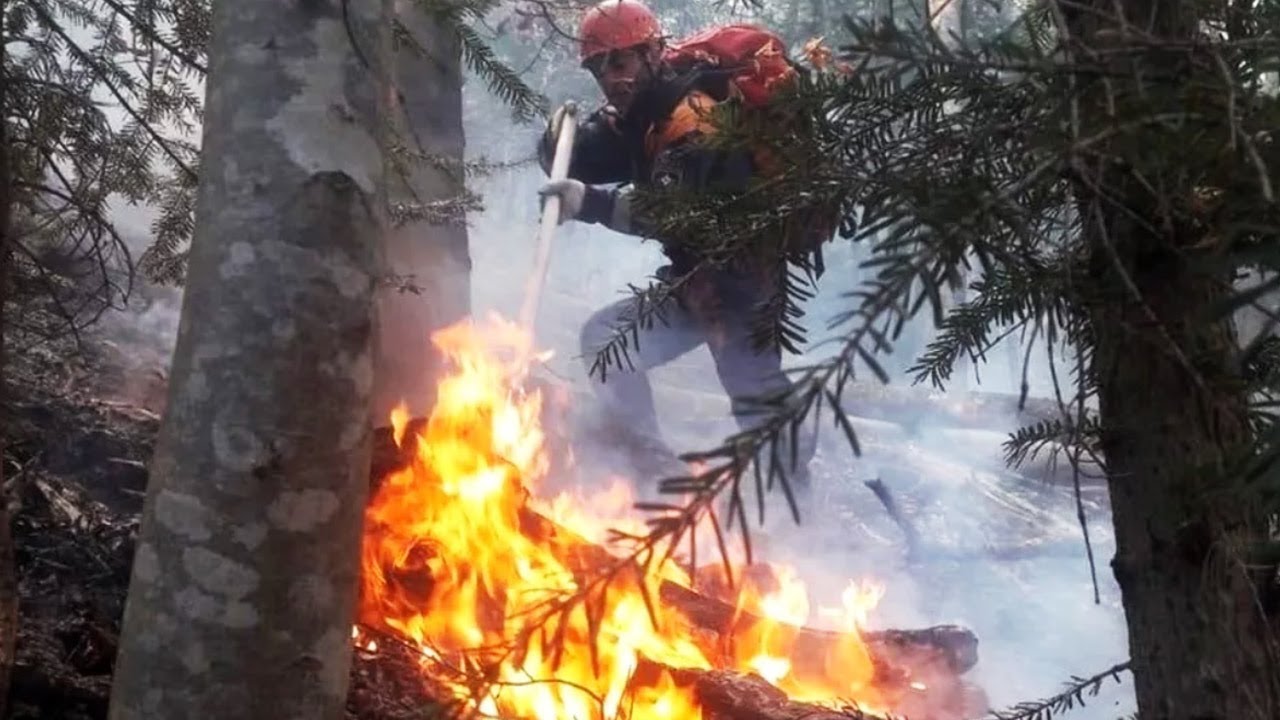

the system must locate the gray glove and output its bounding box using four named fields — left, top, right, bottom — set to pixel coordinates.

left=537, top=178, right=586, bottom=224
